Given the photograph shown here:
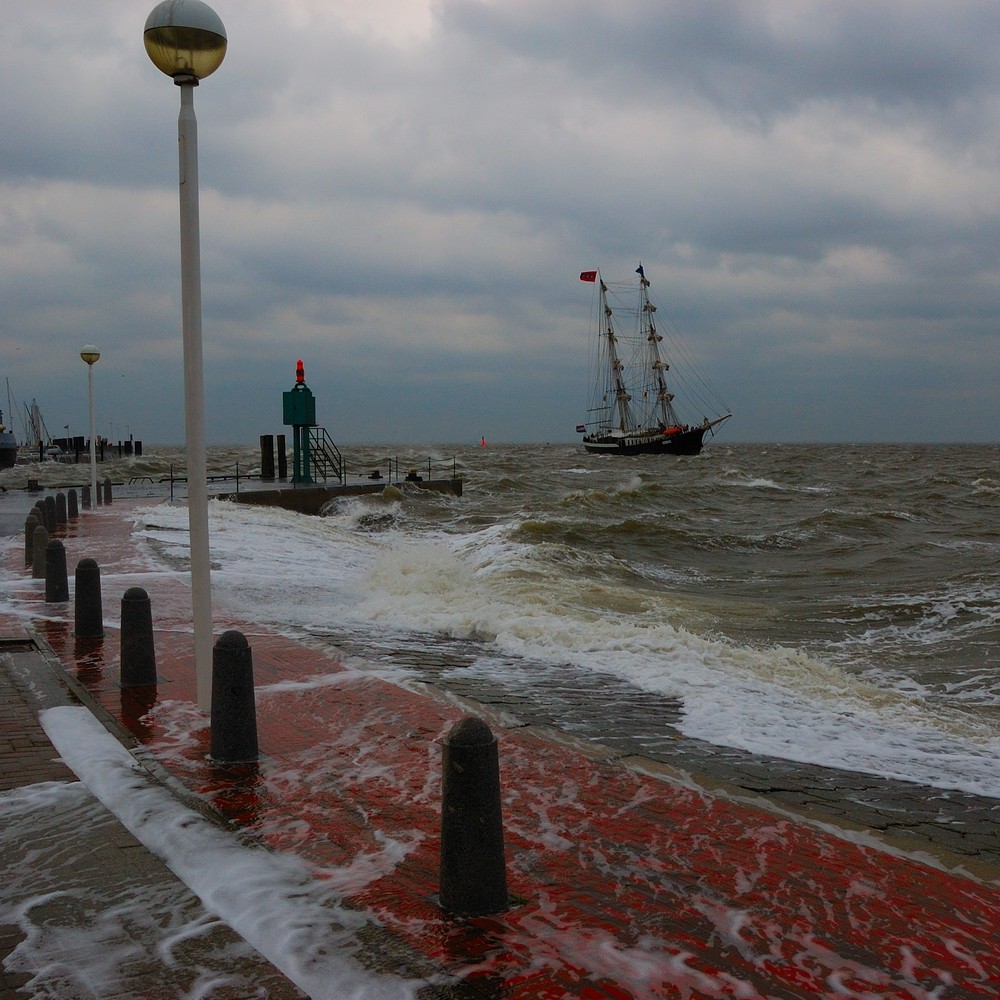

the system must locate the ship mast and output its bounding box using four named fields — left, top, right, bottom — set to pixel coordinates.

left=600, top=278, right=633, bottom=433
left=638, top=265, right=677, bottom=428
